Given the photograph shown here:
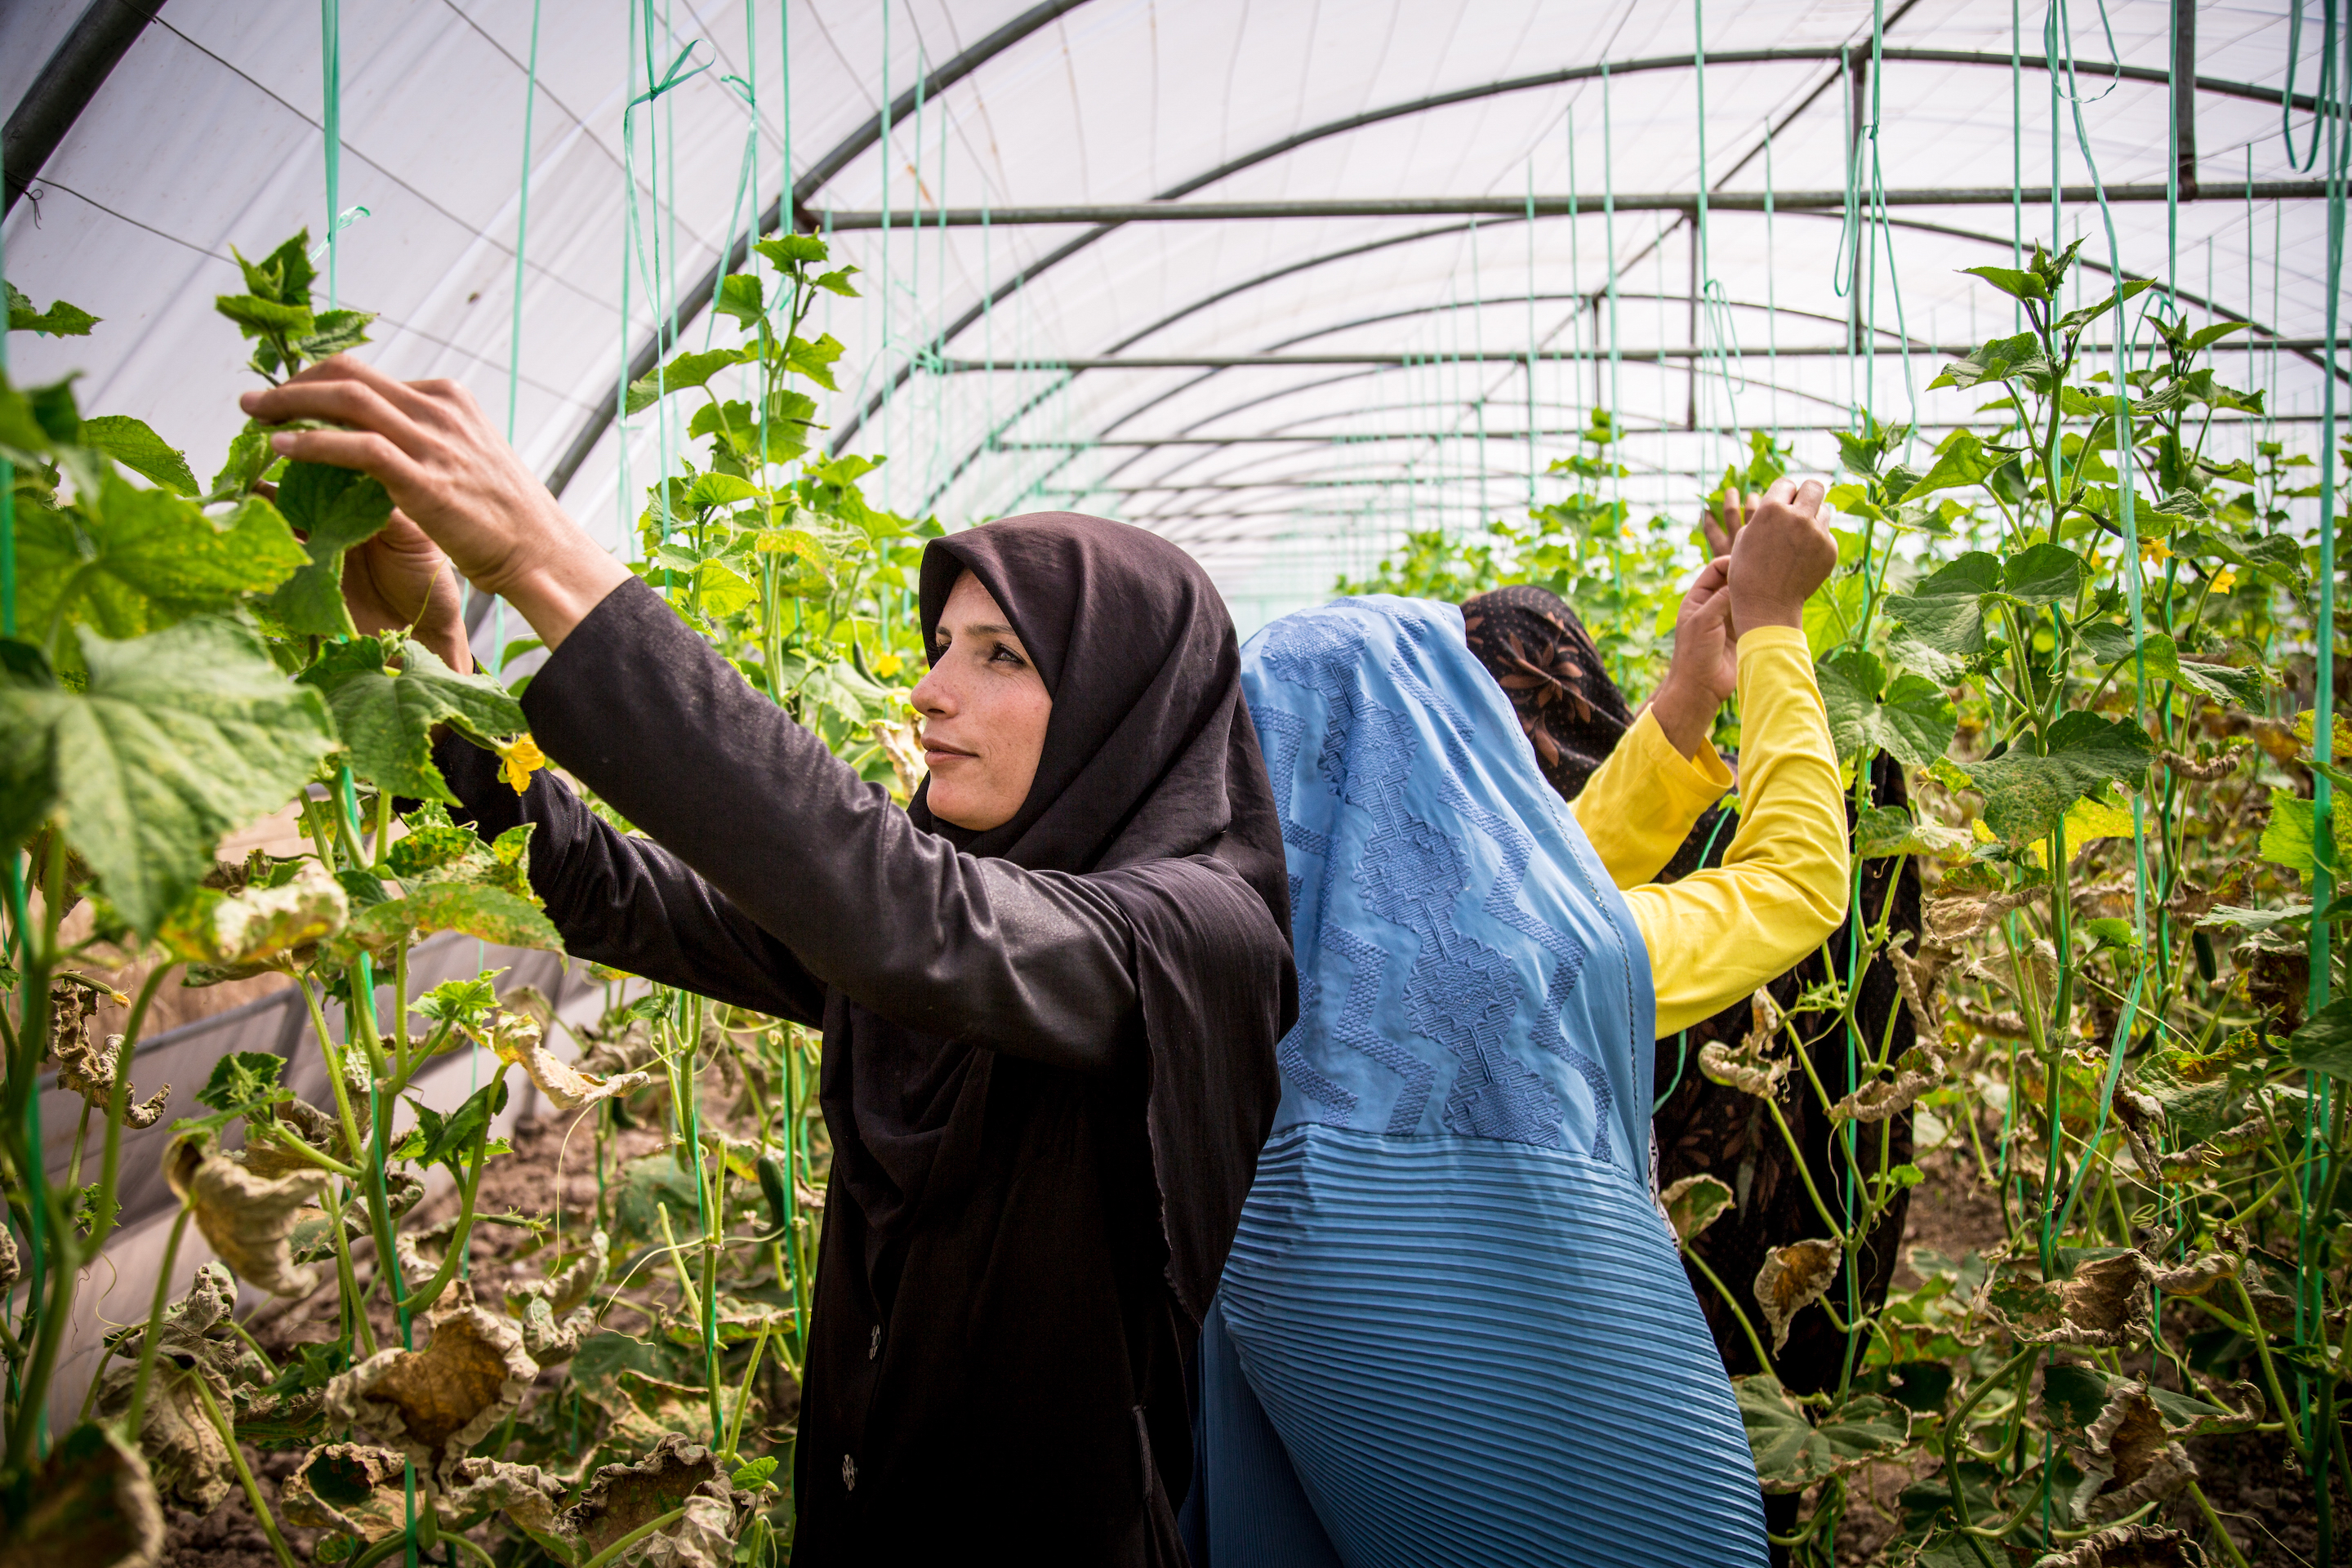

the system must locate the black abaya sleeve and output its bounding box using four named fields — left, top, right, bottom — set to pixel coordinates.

left=483, top=577, right=1143, bottom=1072
left=438, top=734, right=829, bottom=1022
